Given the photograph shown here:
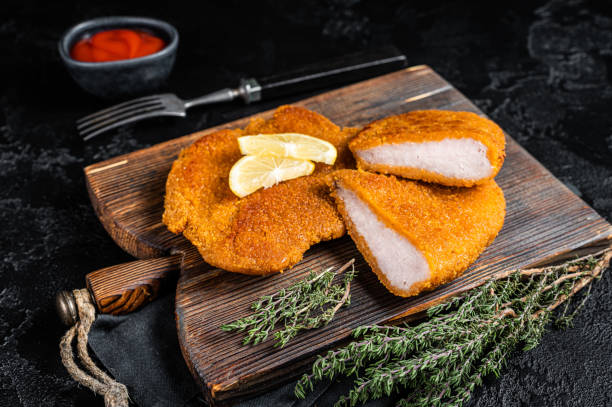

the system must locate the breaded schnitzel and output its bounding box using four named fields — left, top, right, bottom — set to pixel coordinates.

left=329, top=170, right=505, bottom=297
left=163, top=106, right=357, bottom=275
left=349, top=110, right=506, bottom=187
